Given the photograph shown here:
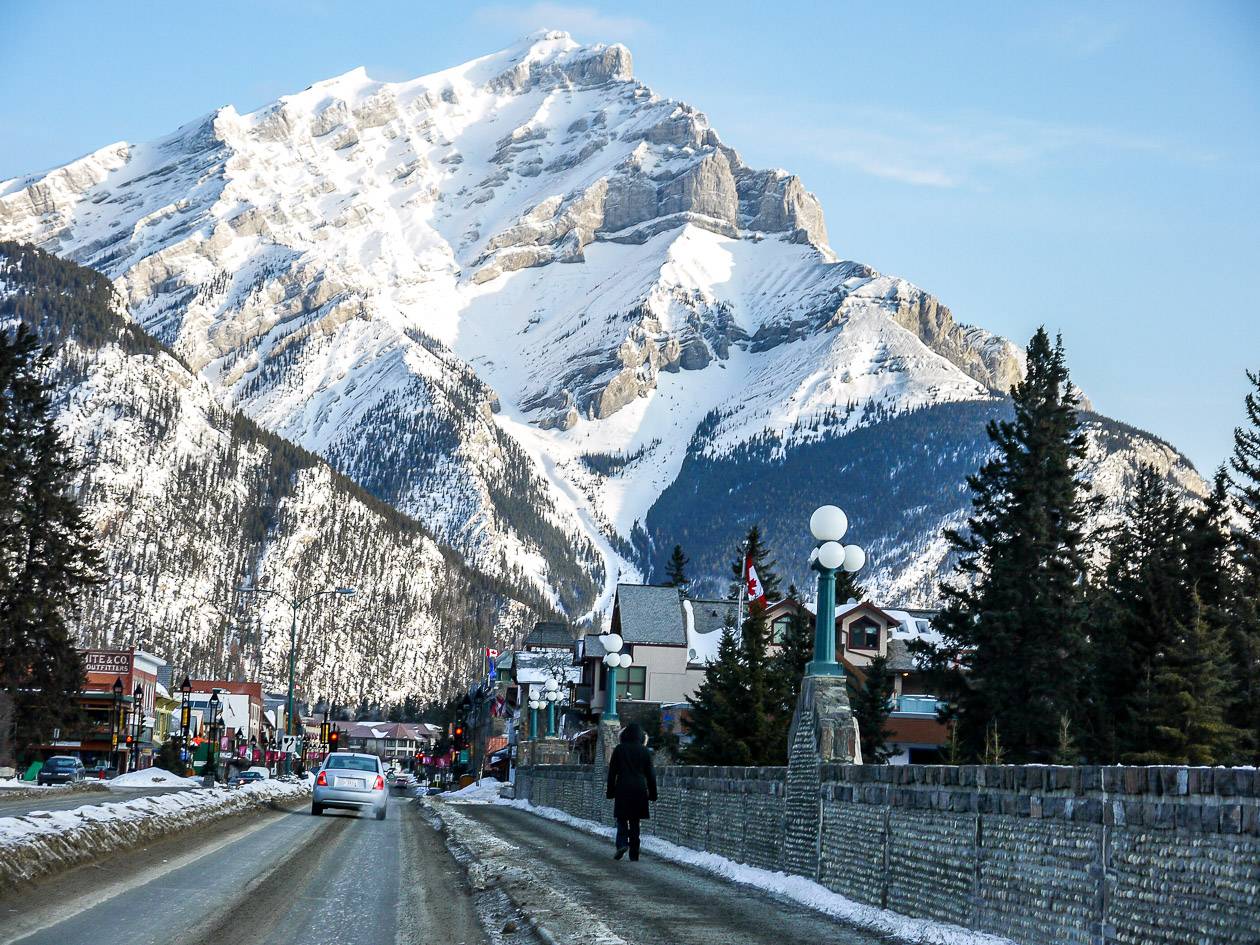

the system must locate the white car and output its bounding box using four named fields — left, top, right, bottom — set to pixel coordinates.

left=312, top=753, right=388, bottom=820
